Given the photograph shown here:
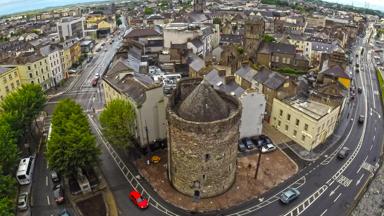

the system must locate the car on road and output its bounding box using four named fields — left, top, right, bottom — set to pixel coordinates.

left=358, top=115, right=365, bottom=124
left=238, top=140, right=247, bottom=152
left=280, top=188, right=300, bottom=204
left=17, top=192, right=28, bottom=211
left=129, top=190, right=149, bottom=209
left=356, top=63, right=359, bottom=67
left=58, top=209, right=71, bottom=216
left=92, top=78, right=98, bottom=87
left=357, top=87, right=362, bottom=93
left=51, top=170, right=60, bottom=184
left=355, top=69, right=359, bottom=73
left=261, top=143, right=277, bottom=153
left=53, top=184, right=65, bottom=204
left=95, top=73, right=100, bottom=79
left=241, top=137, right=256, bottom=150
left=337, top=147, right=350, bottom=159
